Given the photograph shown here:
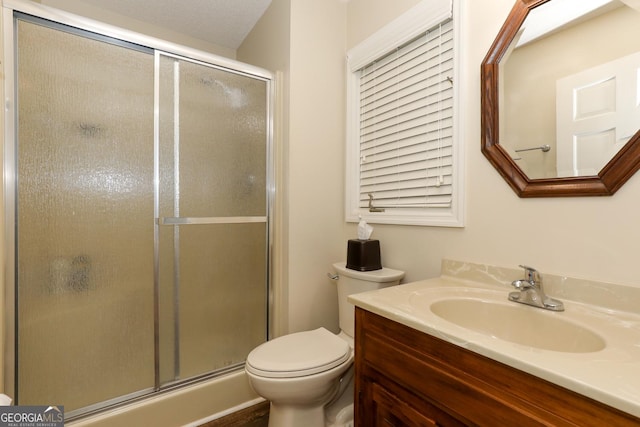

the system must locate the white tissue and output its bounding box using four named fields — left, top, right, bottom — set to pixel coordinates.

left=0, top=394, right=12, bottom=405
left=357, top=217, right=373, bottom=240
